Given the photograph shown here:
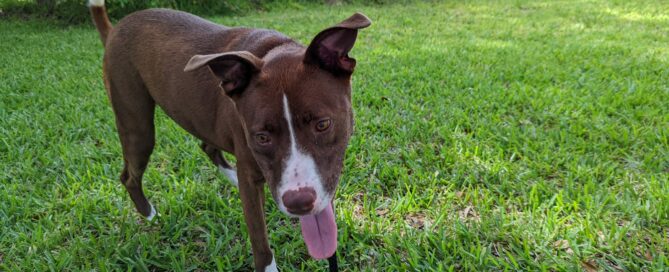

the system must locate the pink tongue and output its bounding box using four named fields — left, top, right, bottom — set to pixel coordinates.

left=299, top=203, right=337, bottom=259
